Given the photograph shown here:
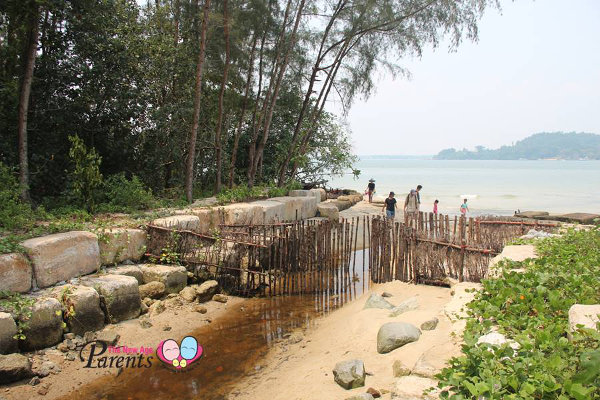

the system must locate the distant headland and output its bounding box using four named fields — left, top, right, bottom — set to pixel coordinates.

left=434, top=132, right=600, bottom=160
